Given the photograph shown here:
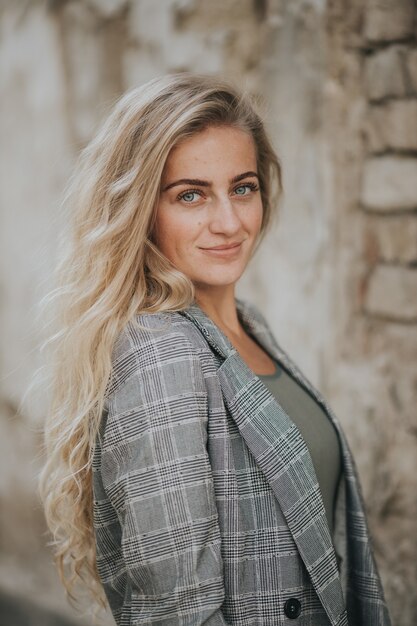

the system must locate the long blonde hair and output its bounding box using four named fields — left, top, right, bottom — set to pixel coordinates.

left=37, top=72, right=282, bottom=610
